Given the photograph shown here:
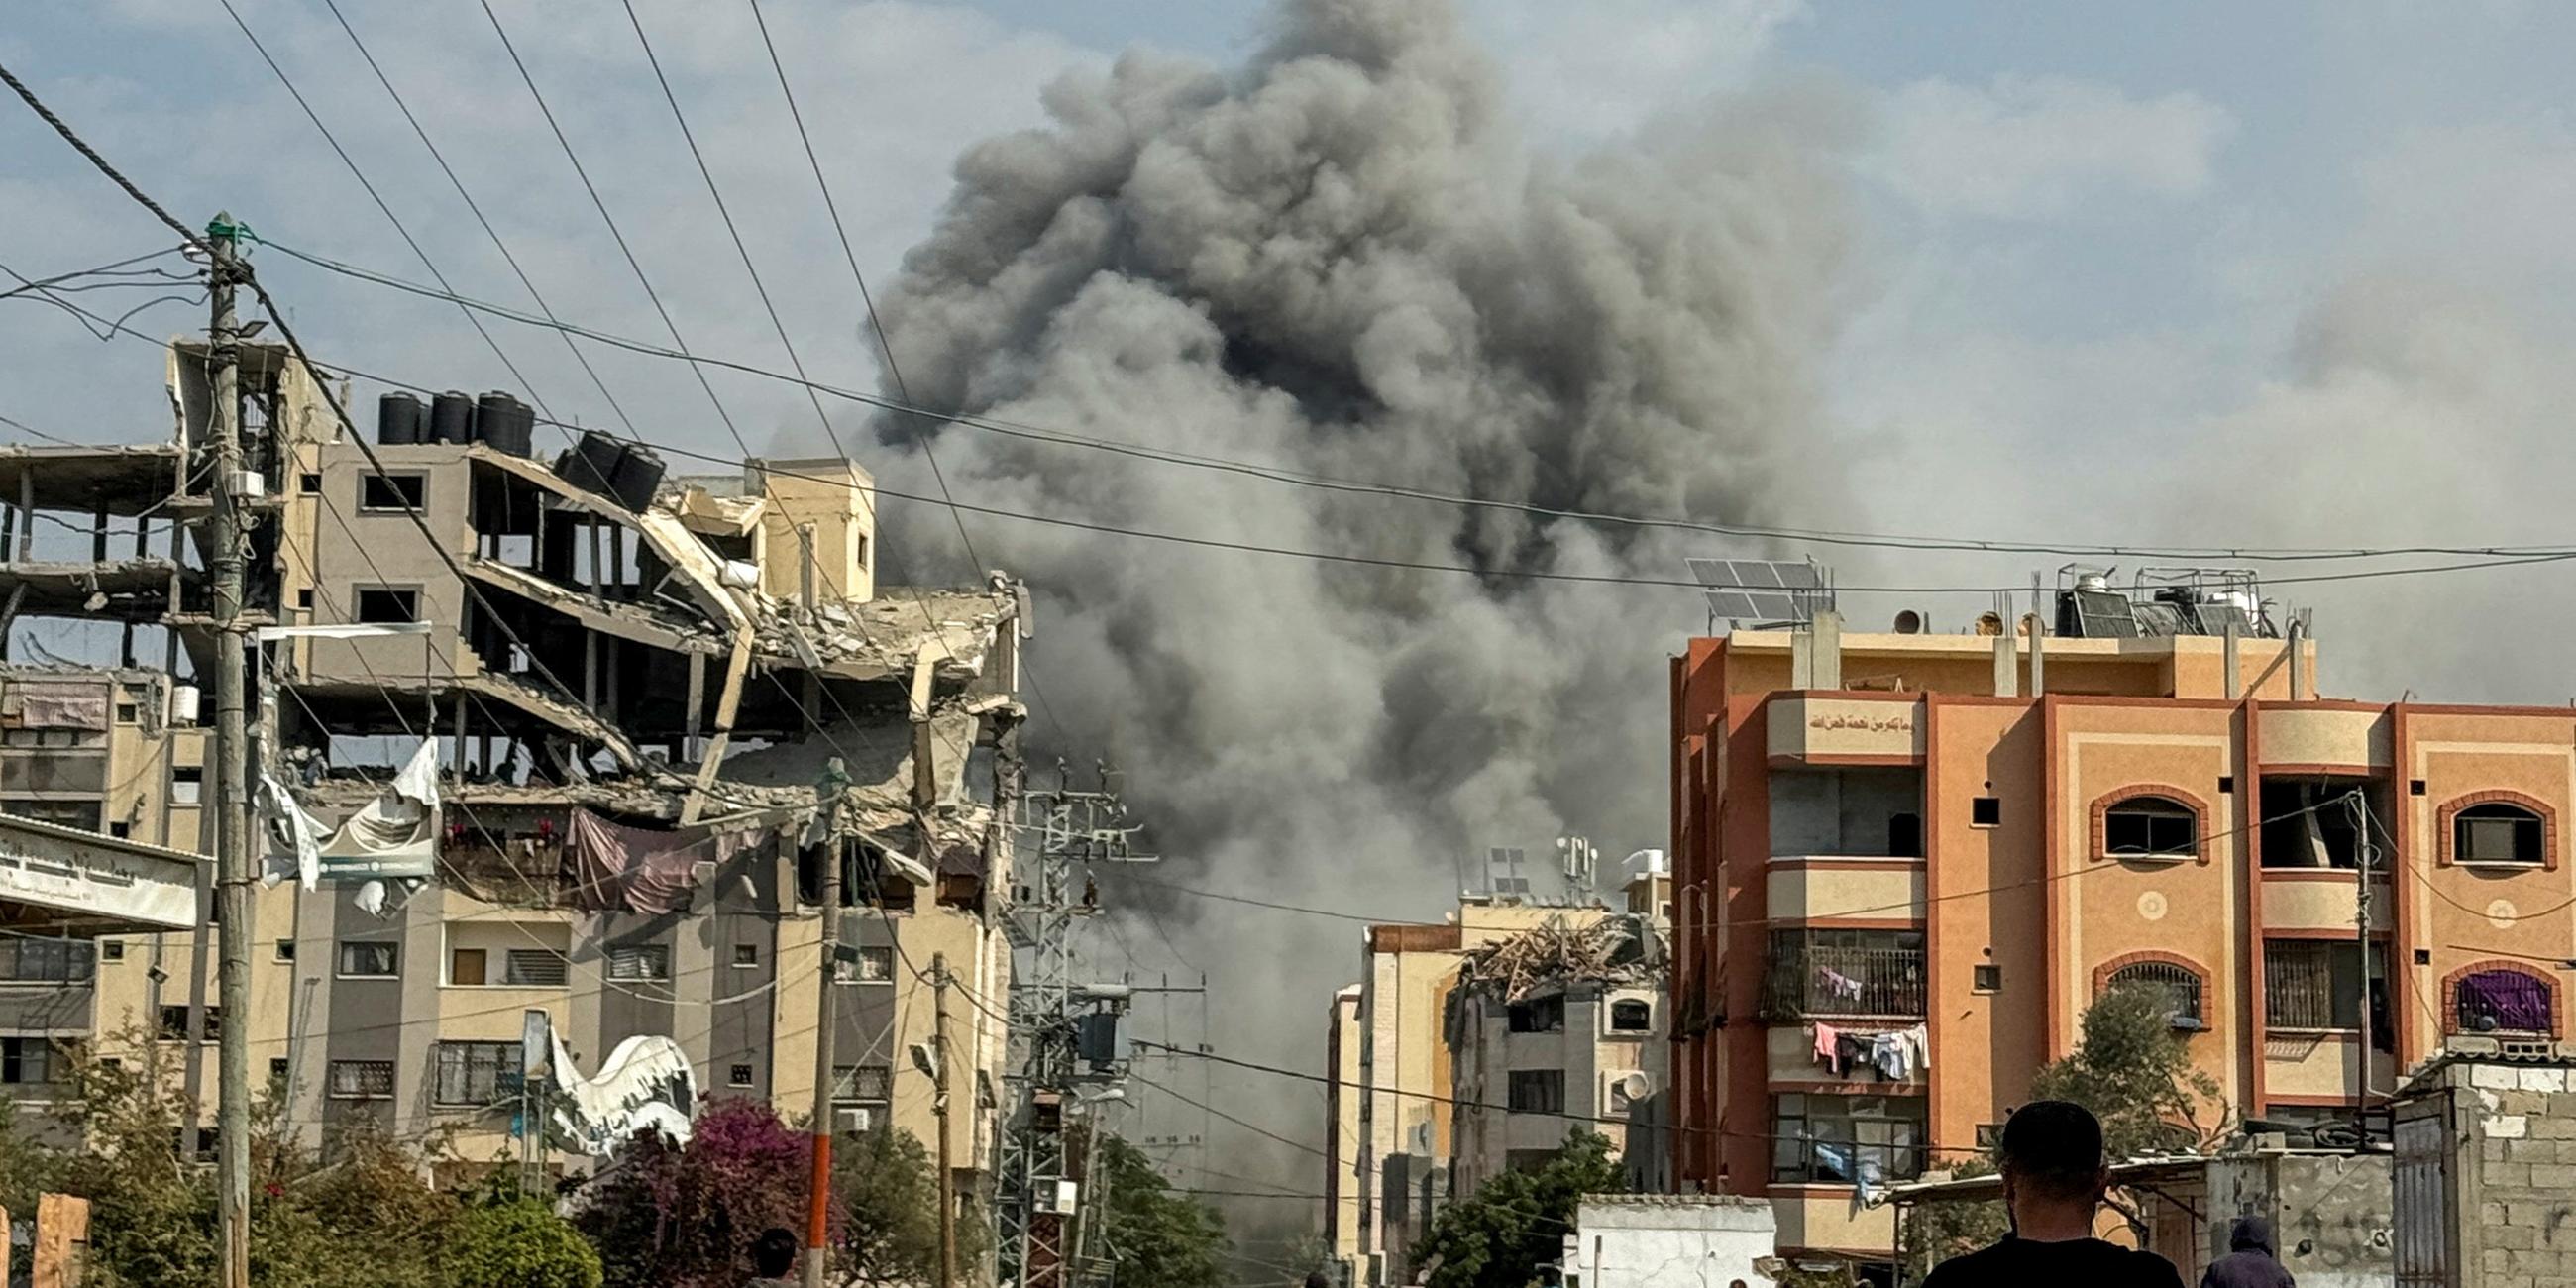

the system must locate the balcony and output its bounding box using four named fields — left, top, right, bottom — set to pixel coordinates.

left=1762, top=933, right=1926, bottom=1020
left=1766, top=697, right=1923, bottom=766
